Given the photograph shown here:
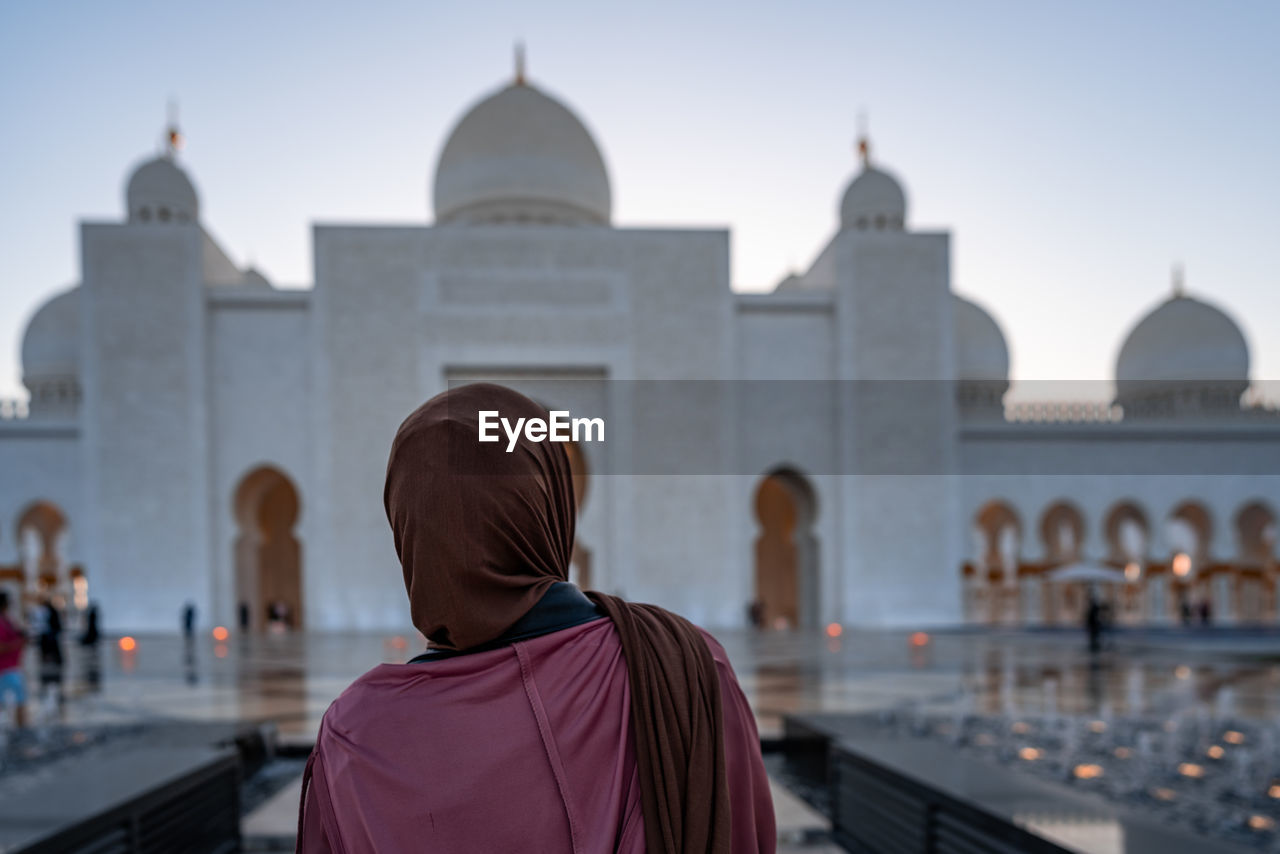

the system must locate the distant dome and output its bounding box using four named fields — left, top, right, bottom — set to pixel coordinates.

left=1115, top=293, right=1249, bottom=414
left=22, top=286, right=82, bottom=413
left=433, top=81, right=611, bottom=225
left=954, top=294, right=1010, bottom=382
left=840, top=164, right=906, bottom=231
left=126, top=155, right=199, bottom=223
left=22, top=287, right=80, bottom=381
